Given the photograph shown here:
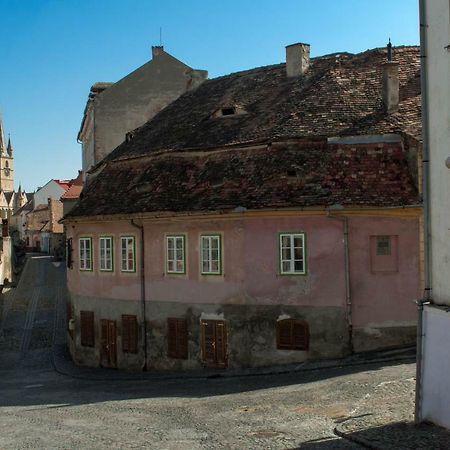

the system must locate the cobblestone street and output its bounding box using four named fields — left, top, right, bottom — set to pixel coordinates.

left=0, top=256, right=447, bottom=449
